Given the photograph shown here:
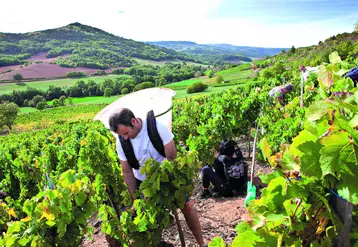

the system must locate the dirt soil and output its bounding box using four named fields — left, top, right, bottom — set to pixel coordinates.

left=82, top=136, right=273, bottom=247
